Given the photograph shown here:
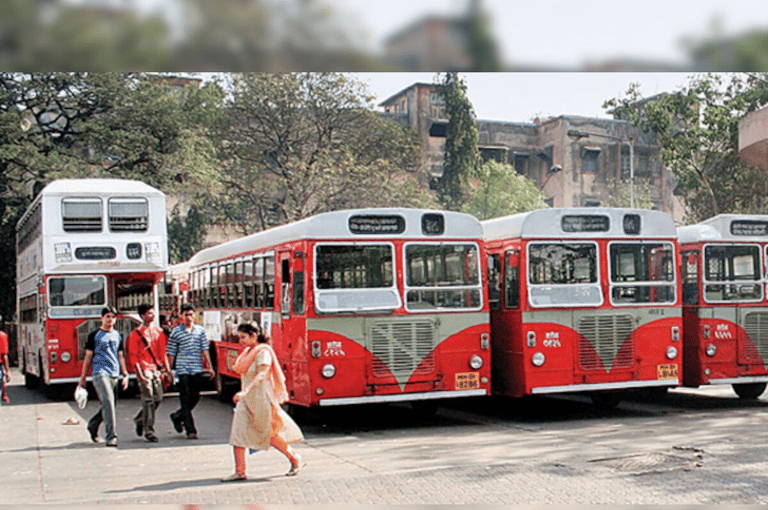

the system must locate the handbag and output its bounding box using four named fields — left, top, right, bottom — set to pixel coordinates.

left=137, top=328, right=174, bottom=391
